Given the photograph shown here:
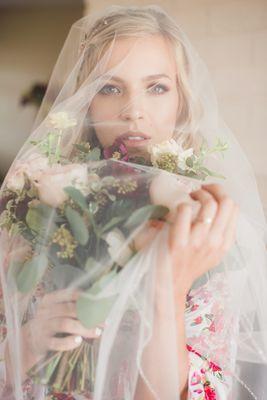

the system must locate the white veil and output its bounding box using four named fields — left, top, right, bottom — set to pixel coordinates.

left=0, top=5, right=266, bottom=400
